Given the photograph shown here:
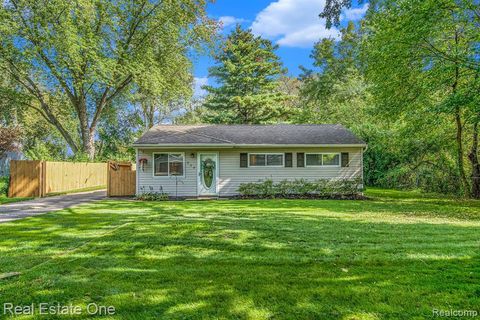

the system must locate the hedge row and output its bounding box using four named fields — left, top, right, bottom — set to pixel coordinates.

left=237, top=178, right=364, bottom=199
